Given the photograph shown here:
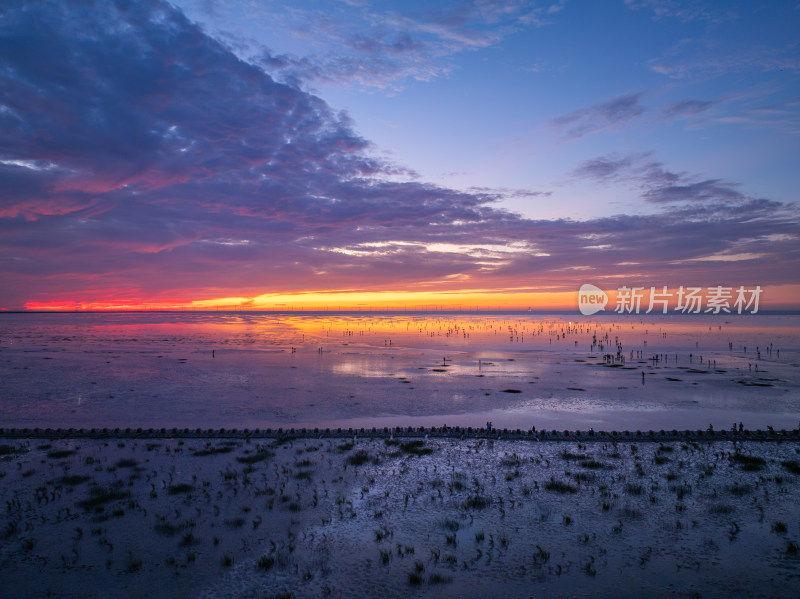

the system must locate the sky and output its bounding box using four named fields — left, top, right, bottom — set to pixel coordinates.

left=1, top=0, right=799, bottom=311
